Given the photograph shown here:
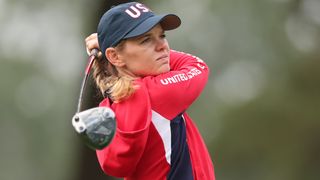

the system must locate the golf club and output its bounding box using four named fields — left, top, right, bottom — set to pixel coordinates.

left=72, top=49, right=116, bottom=150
